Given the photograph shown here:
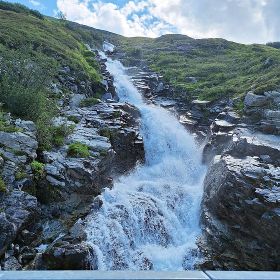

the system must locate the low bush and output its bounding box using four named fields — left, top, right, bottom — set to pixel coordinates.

left=52, top=124, right=75, bottom=147
left=0, top=48, right=57, bottom=150
left=67, top=142, right=90, bottom=158
left=67, top=115, right=80, bottom=124
left=31, top=160, right=45, bottom=177
left=80, top=97, right=100, bottom=107
left=15, top=170, right=28, bottom=181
